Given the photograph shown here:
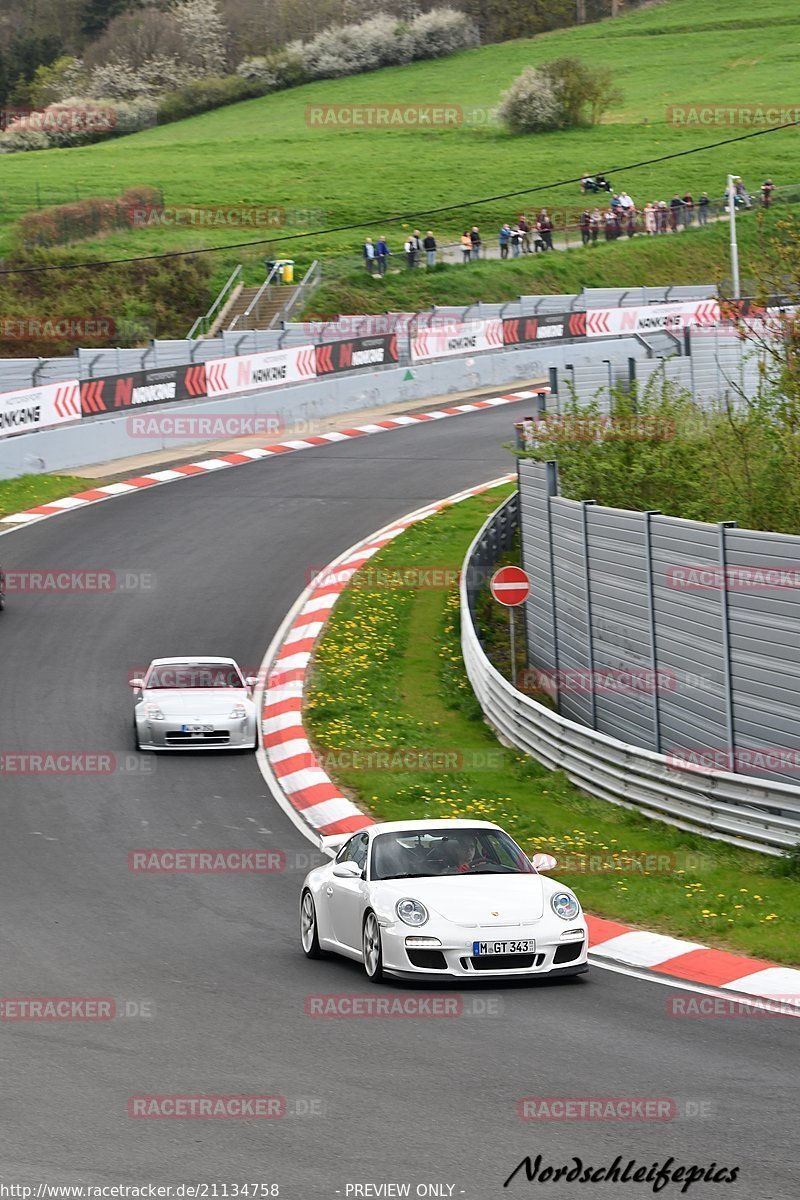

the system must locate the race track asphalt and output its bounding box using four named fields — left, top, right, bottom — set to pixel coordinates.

left=0, top=405, right=795, bottom=1198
